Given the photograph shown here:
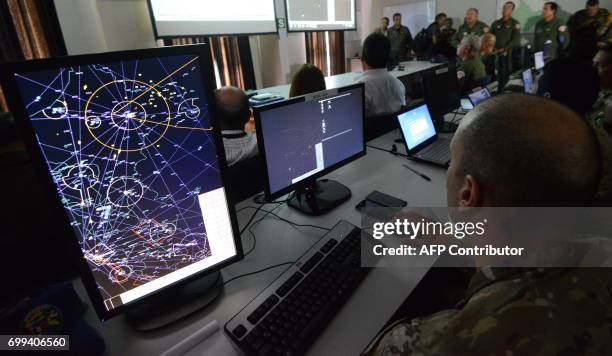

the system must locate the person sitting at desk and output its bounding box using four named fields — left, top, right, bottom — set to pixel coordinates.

left=480, top=33, right=497, bottom=81
left=355, top=33, right=406, bottom=117
left=215, top=86, right=258, bottom=166
left=457, top=35, right=487, bottom=94
left=289, top=64, right=326, bottom=98
left=363, top=94, right=612, bottom=355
